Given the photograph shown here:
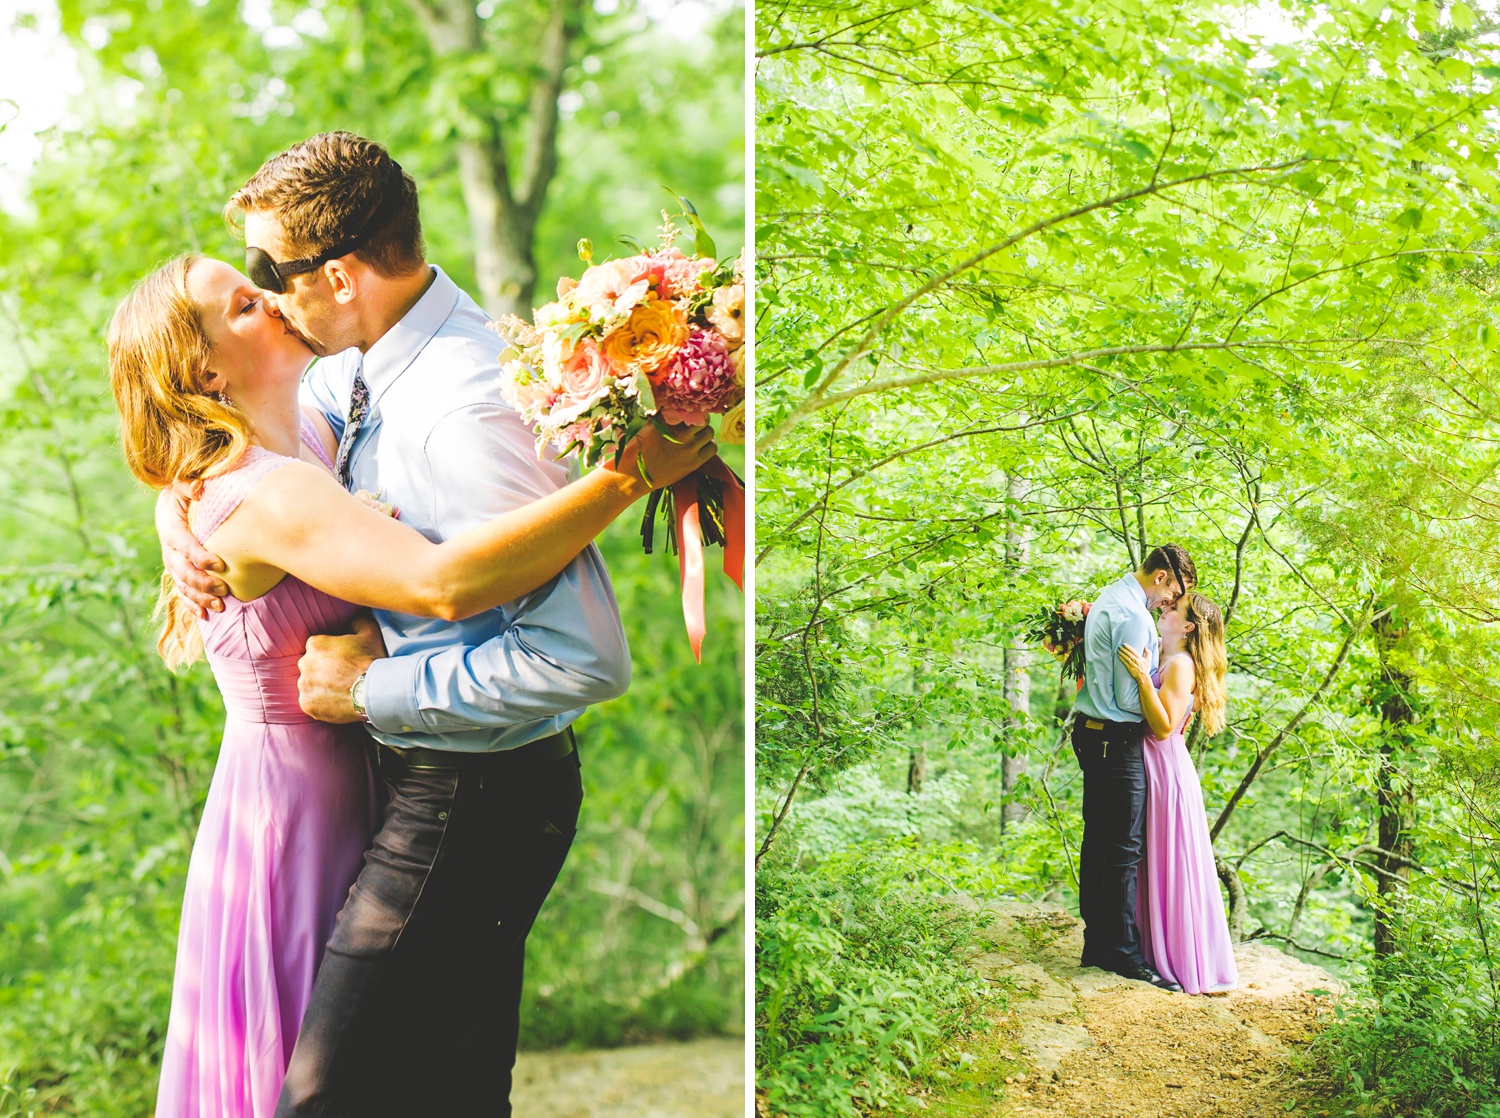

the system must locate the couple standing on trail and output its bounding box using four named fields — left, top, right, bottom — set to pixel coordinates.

left=1071, top=543, right=1237, bottom=996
